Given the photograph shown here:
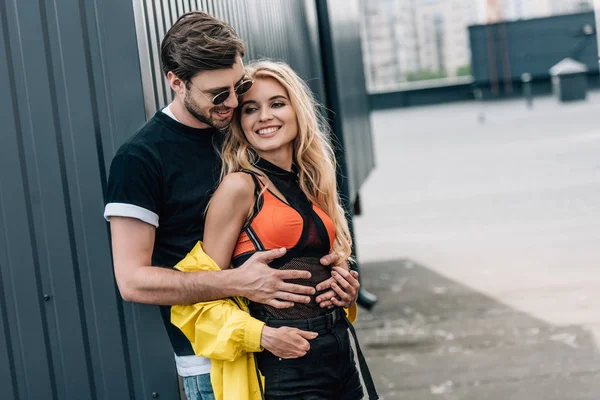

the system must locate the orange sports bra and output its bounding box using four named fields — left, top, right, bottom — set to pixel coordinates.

left=231, top=158, right=337, bottom=320
left=232, top=183, right=335, bottom=261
